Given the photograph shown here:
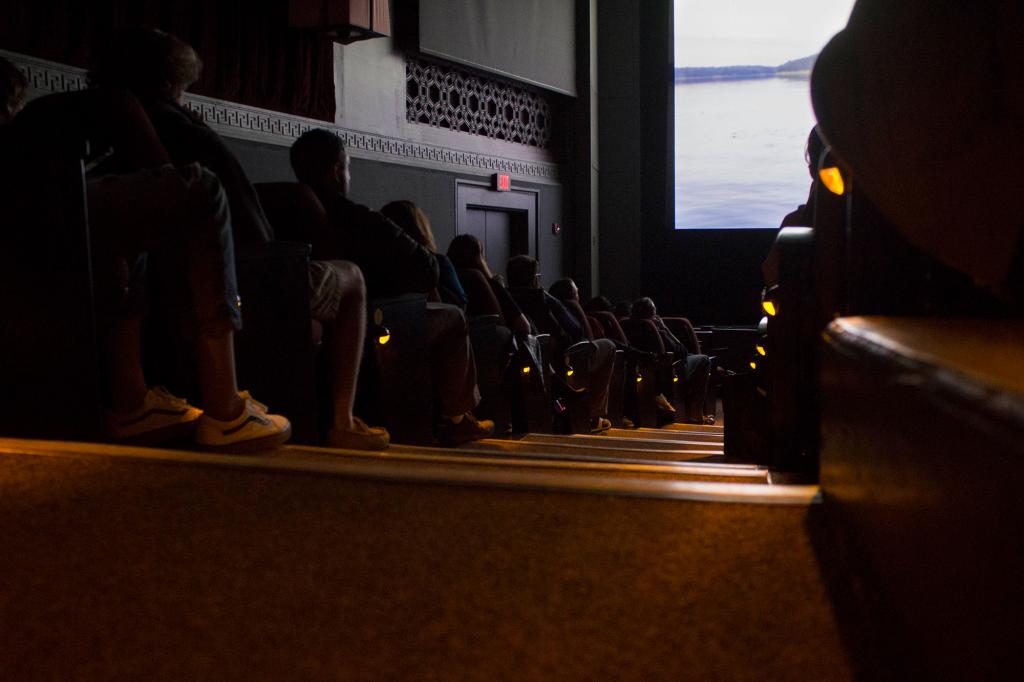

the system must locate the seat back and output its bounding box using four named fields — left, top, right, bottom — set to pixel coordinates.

left=233, top=242, right=320, bottom=443
left=590, top=311, right=629, bottom=345
left=254, top=182, right=328, bottom=246
left=619, top=318, right=666, bottom=355
left=0, top=150, right=102, bottom=440
left=17, top=89, right=170, bottom=171
left=359, top=294, right=434, bottom=445
left=661, top=317, right=700, bottom=354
